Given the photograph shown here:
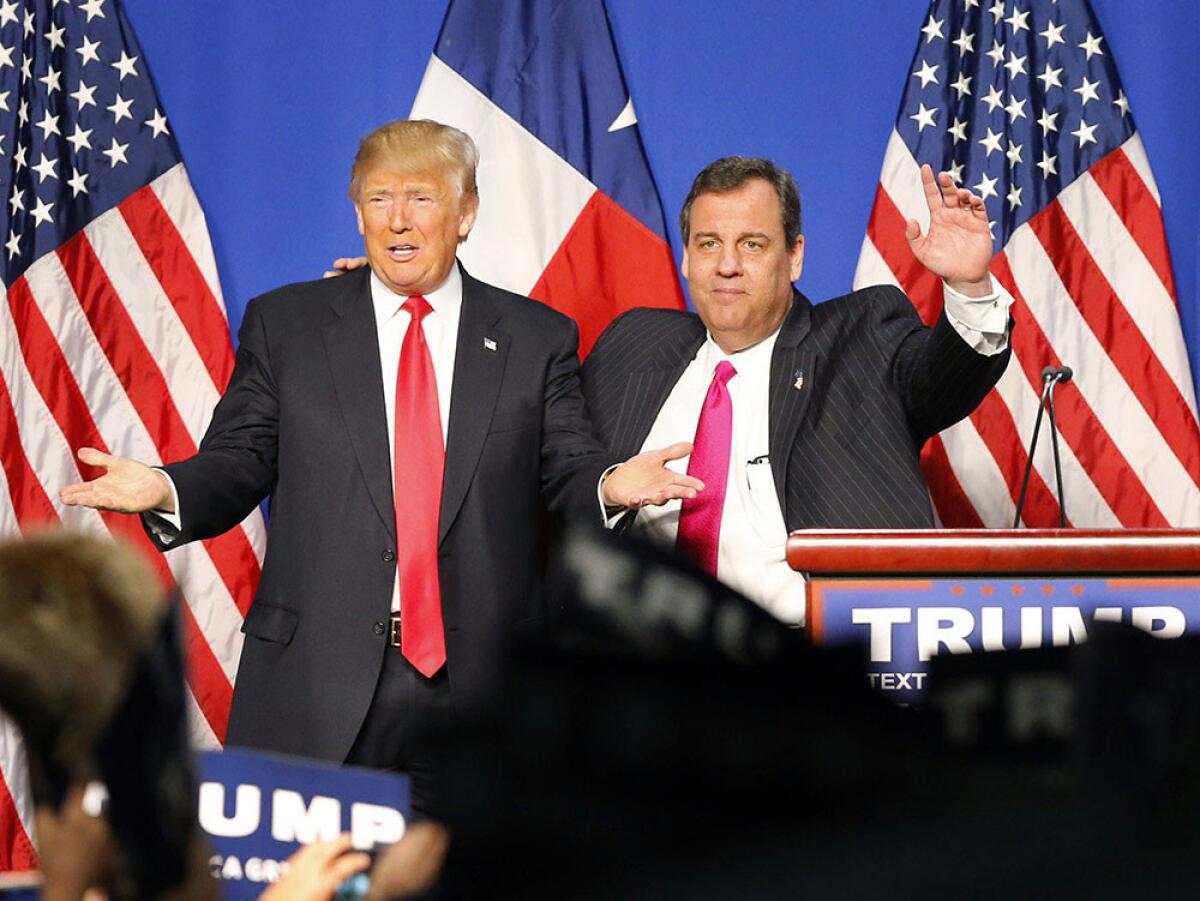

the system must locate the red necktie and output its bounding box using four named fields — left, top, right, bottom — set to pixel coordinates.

left=676, top=360, right=736, bottom=575
left=394, top=295, right=446, bottom=677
